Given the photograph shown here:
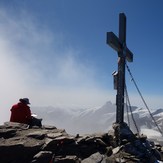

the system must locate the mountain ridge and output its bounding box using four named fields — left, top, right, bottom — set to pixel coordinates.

left=31, top=101, right=163, bottom=142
